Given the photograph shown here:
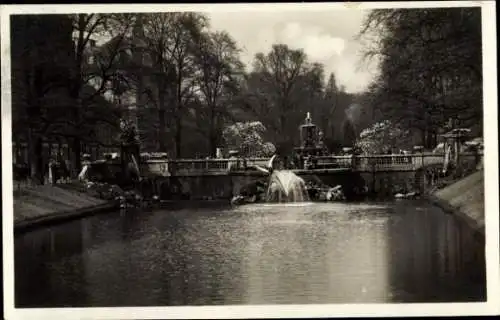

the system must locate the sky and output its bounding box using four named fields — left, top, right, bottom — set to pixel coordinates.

left=207, top=9, right=379, bottom=94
